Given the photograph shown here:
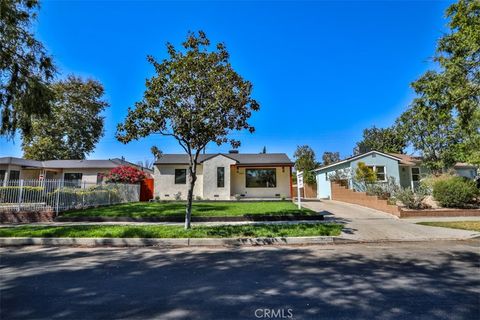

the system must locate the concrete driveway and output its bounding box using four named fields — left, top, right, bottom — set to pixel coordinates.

left=303, top=200, right=480, bottom=242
